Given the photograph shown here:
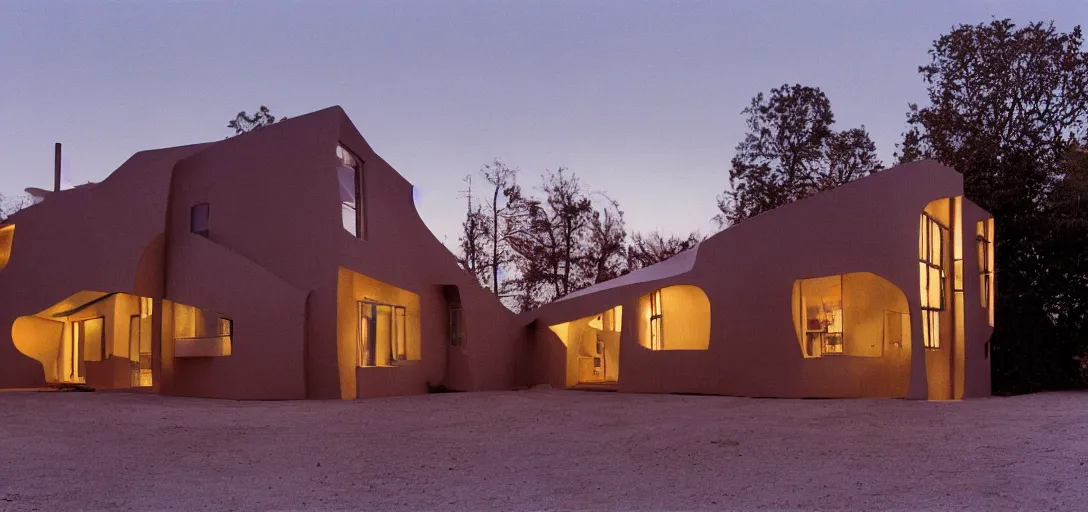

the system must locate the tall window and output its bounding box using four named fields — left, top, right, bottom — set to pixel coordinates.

left=190, top=203, right=209, bottom=237
left=337, top=144, right=365, bottom=239
left=977, top=219, right=995, bottom=326
left=919, top=214, right=947, bottom=349
left=449, top=305, right=465, bottom=347
left=649, top=289, right=663, bottom=350
left=357, top=300, right=407, bottom=367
